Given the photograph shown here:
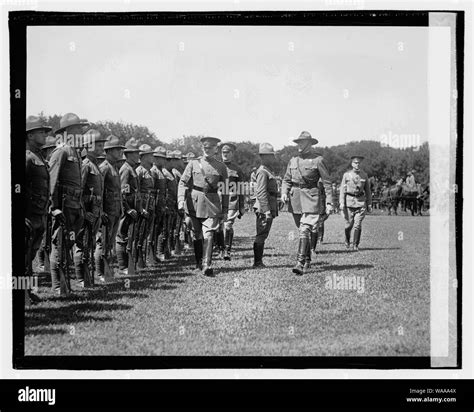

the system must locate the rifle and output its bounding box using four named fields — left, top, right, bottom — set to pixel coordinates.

left=127, top=191, right=139, bottom=276
left=82, top=187, right=95, bottom=287
left=101, top=218, right=115, bottom=283
left=57, top=195, right=72, bottom=295
left=43, top=212, right=52, bottom=273
left=136, top=191, right=152, bottom=269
